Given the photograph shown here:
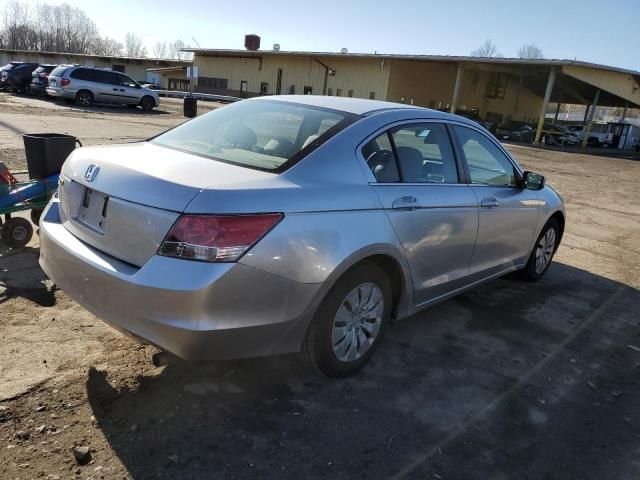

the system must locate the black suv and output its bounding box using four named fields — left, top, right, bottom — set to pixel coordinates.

left=30, top=64, right=58, bottom=95
left=0, top=62, right=39, bottom=93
